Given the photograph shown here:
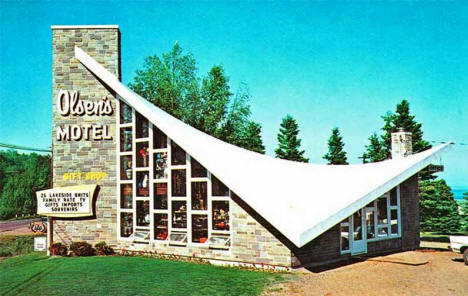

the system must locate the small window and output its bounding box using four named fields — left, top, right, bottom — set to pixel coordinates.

left=136, top=171, right=150, bottom=197
left=120, top=101, right=132, bottom=124
left=390, top=209, right=399, bottom=235
left=353, top=211, right=362, bottom=241
left=135, top=113, right=149, bottom=138
left=136, top=142, right=149, bottom=167
left=212, top=201, right=229, bottom=231
left=136, top=200, right=150, bottom=227
left=154, top=214, right=168, bottom=240
left=191, top=157, right=207, bottom=178
left=120, top=127, right=132, bottom=152
left=120, top=184, right=132, bottom=209
left=365, top=209, right=375, bottom=239
left=120, top=212, right=133, bottom=238
left=209, top=234, right=230, bottom=250
left=131, top=230, right=150, bottom=243
left=153, top=152, right=168, bottom=179
left=212, top=175, right=229, bottom=197
left=153, top=126, right=167, bottom=149
left=377, top=197, right=388, bottom=225
left=154, top=183, right=167, bottom=210
left=340, top=221, right=350, bottom=252
left=120, top=156, right=132, bottom=180
left=172, top=201, right=187, bottom=229
left=192, top=215, right=208, bottom=243
left=171, top=169, right=186, bottom=197
left=171, top=141, right=186, bottom=165
left=169, top=232, right=187, bottom=246
left=192, top=182, right=207, bottom=210
left=390, top=188, right=398, bottom=206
